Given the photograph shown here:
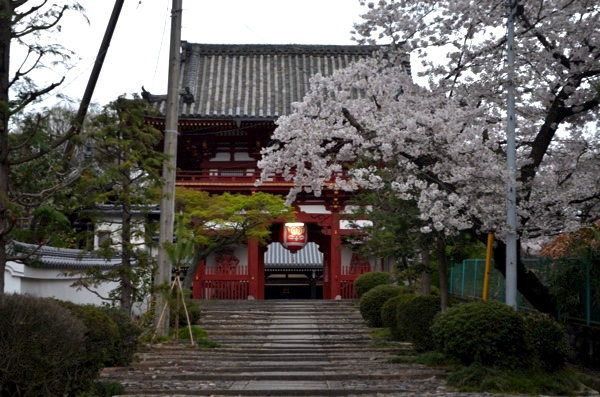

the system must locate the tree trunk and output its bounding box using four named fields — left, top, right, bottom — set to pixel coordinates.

left=436, top=234, right=450, bottom=311
left=0, top=1, right=14, bottom=295
left=420, top=247, right=431, bottom=295
left=491, top=238, right=557, bottom=317
left=120, top=193, right=133, bottom=315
